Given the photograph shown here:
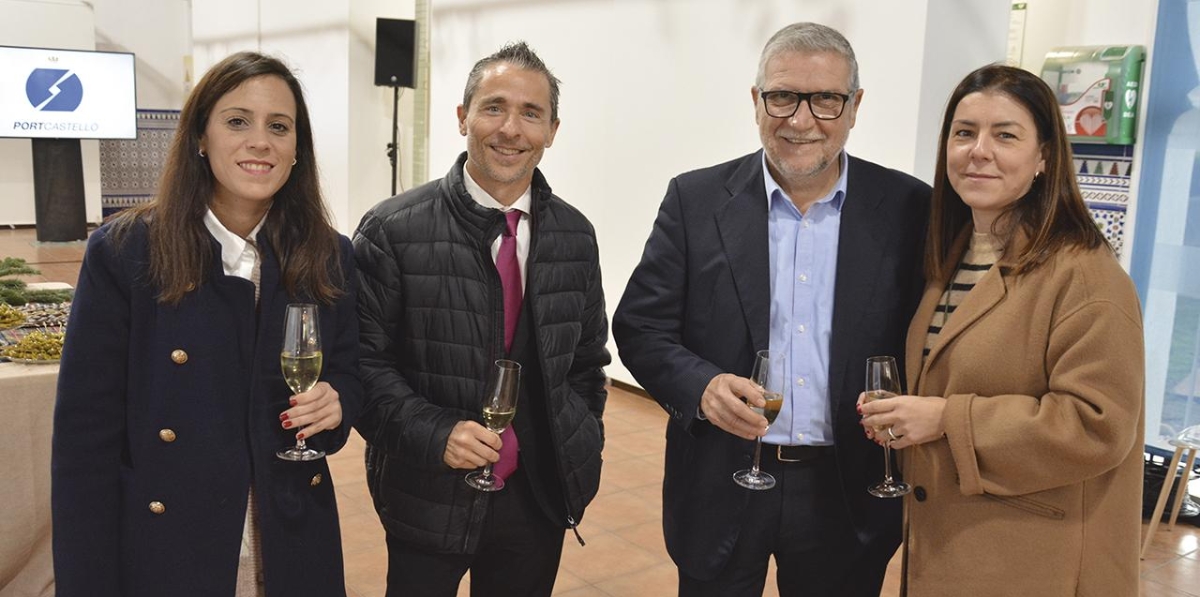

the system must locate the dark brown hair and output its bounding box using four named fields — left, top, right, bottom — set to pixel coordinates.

left=110, top=51, right=343, bottom=304
left=926, top=63, right=1107, bottom=280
